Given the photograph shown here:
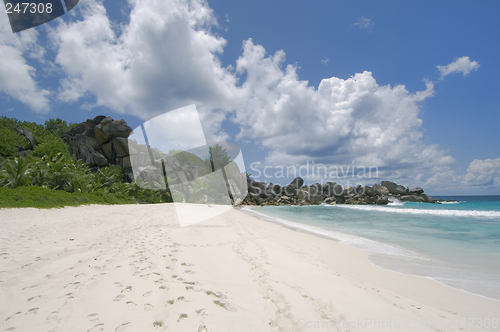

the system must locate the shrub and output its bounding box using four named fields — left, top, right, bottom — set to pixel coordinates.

left=32, top=136, right=70, bottom=159
left=0, top=127, right=29, bottom=158
left=1, top=157, right=31, bottom=188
